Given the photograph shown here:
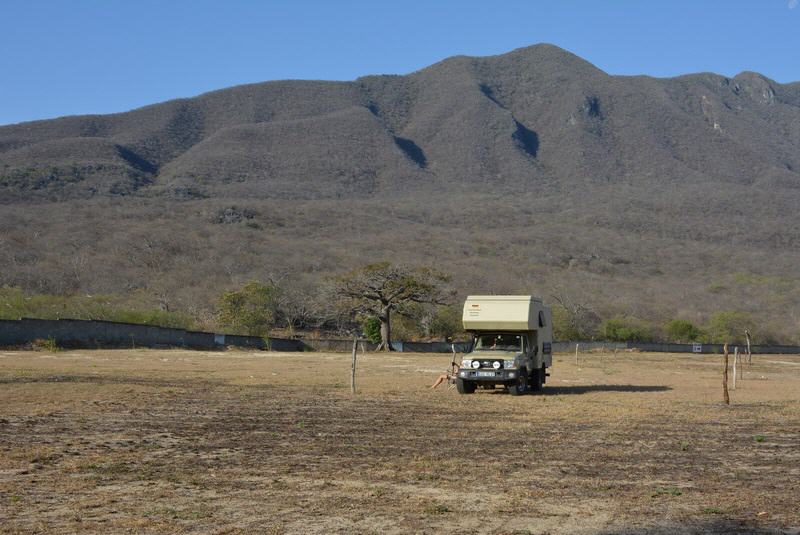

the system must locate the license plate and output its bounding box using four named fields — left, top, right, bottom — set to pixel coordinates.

left=478, top=371, right=495, bottom=377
